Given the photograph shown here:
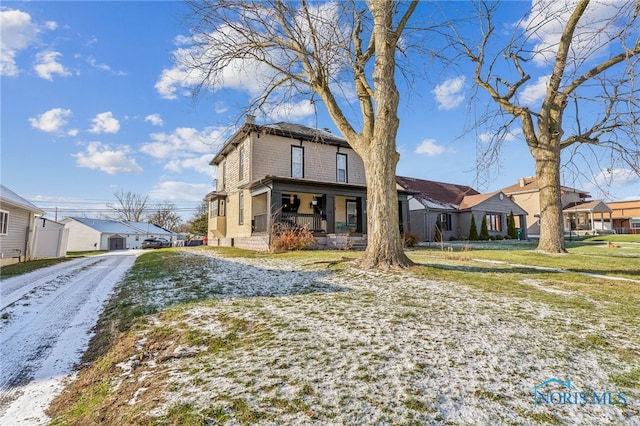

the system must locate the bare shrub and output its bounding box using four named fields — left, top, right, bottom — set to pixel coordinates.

left=402, top=232, right=419, bottom=248
left=271, top=222, right=317, bottom=252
